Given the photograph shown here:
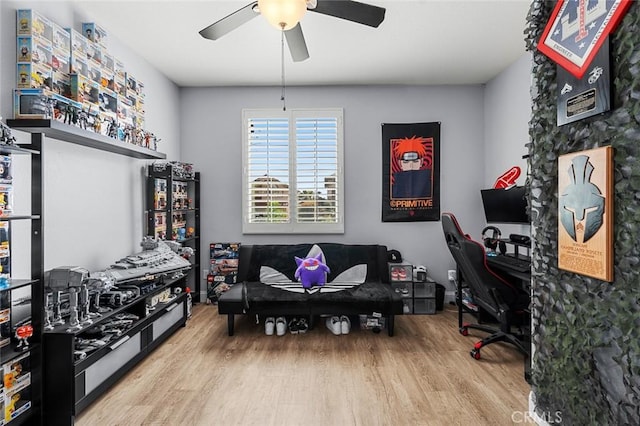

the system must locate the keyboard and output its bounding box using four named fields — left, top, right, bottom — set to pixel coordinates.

left=487, top=254, right=531, bottom=273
